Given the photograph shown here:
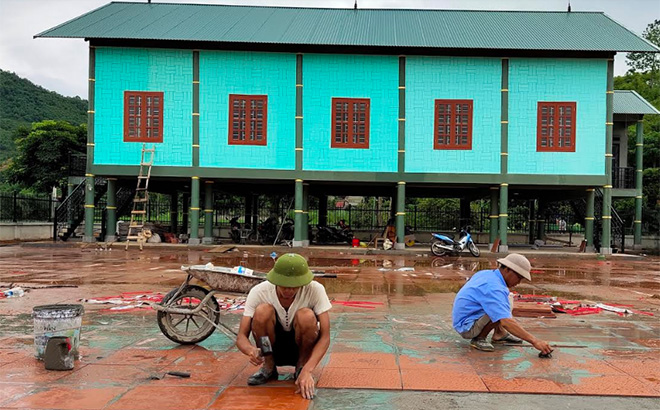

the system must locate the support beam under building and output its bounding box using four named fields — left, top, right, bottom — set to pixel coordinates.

left=395, top=181, right=406, bottom=250
left=498, top=183, right=508, bottom=253
left=189, top=177, right=201, bottom=245
left=634, top=120, right=644, bottom=249
left=202, top=181, right=213, bottom=244
left=293, top=179, right=303, bottom=247
left=105, top=178, right=117, bottom=242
